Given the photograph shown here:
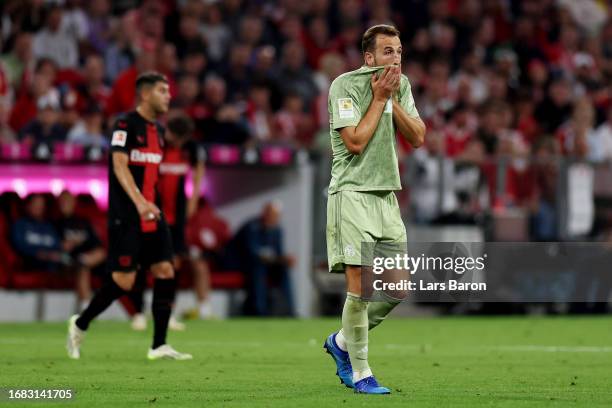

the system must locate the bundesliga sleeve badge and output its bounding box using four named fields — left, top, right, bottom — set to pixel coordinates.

left=111, top=130, right=128, bottom=146
left=338, top=98, right=355, bottom=119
